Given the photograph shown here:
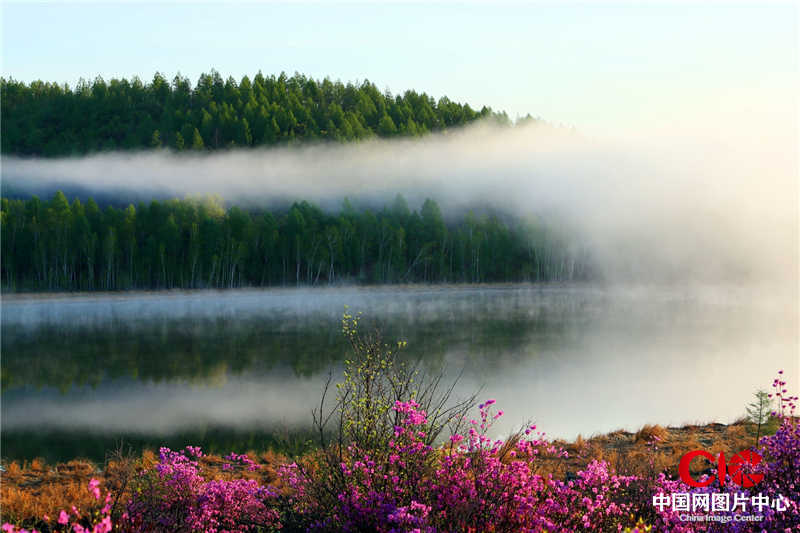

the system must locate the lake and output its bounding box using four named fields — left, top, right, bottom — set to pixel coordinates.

left=2, top=283, right=796, bottom=462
